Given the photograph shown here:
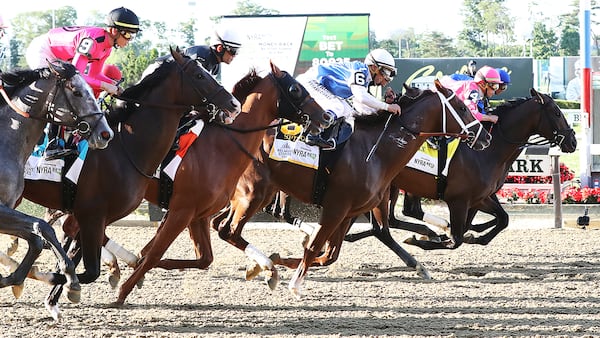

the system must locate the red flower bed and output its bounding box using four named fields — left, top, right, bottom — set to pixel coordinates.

left=497, top=163, right=600, bottom=204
